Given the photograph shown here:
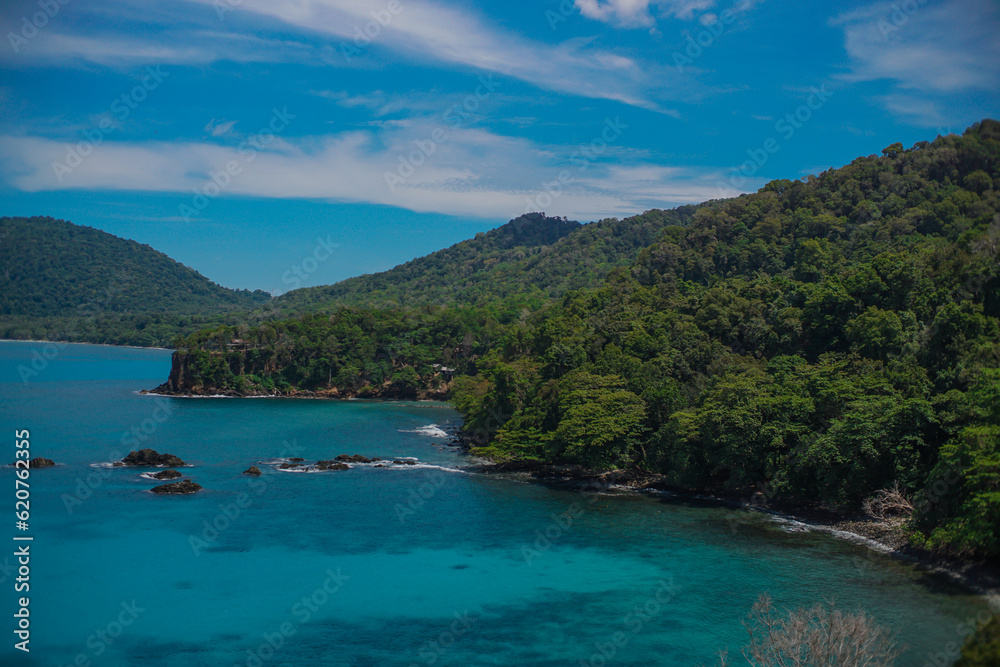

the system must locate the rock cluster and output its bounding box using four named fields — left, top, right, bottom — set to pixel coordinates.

left=118, top=449, right=186, bottom=468
left=150, top=479, right=202, bottom=495
left=150, top=469, right=182, bottom=480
